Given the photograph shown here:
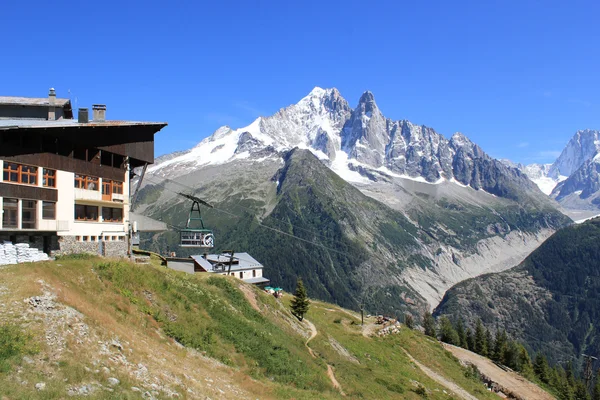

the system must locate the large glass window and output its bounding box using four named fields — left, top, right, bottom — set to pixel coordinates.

left=2, top=198, right=18, bottom=228
left=43, top=169, right=56, bottom=188
left=102, top=207, right=123, bottom=222
left=2, top=163, right=38, bottom=185
left=21, top=200, right=37, bottom=229
left=74, top=175, right=99, bottom=190
left=42, top=201, right=56, bottom=220
left=75, top=204, right=98, bottom=221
